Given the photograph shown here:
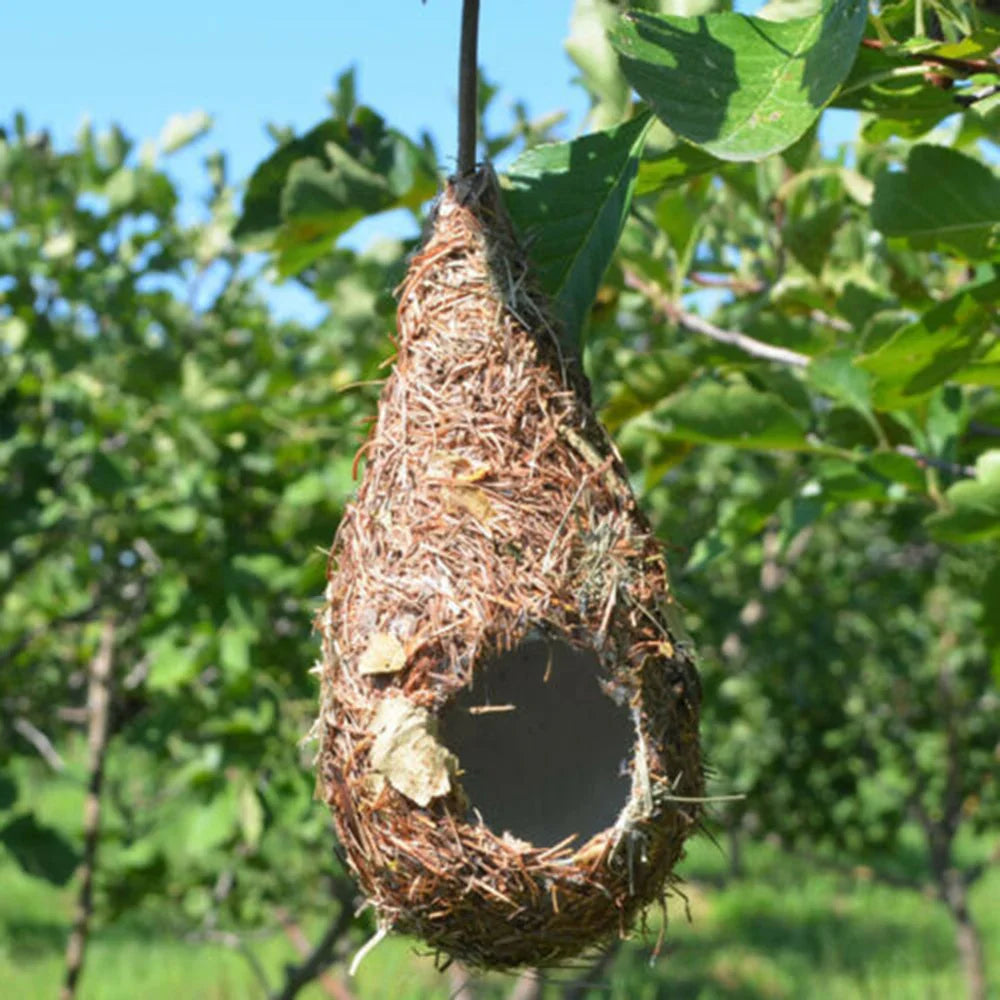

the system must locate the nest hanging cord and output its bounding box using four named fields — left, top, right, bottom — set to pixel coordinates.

left=457, top=0, right=481, bottom=176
